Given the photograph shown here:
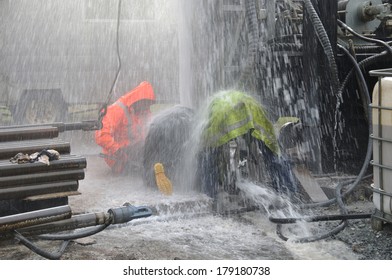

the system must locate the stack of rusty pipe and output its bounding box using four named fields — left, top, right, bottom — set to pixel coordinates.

left=0, top=124, right=87, bottom=218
